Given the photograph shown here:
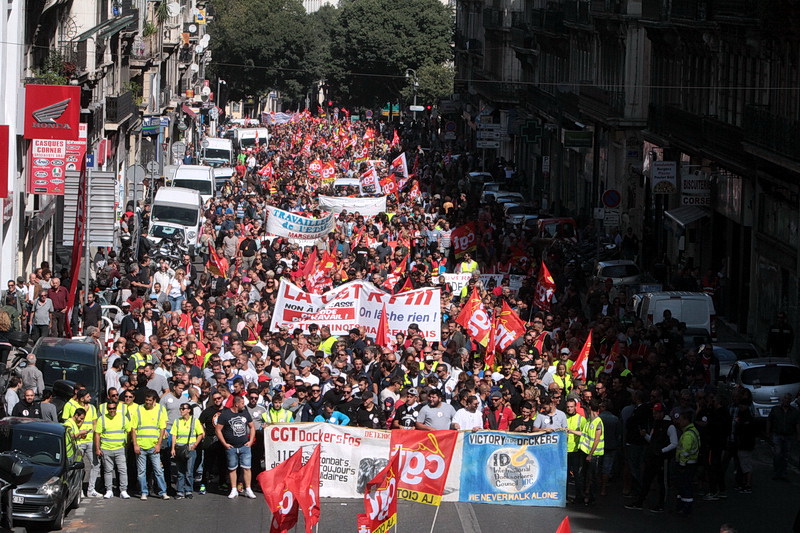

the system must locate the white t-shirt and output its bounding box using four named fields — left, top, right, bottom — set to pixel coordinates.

left=452, top=408, right=483, bottom=431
